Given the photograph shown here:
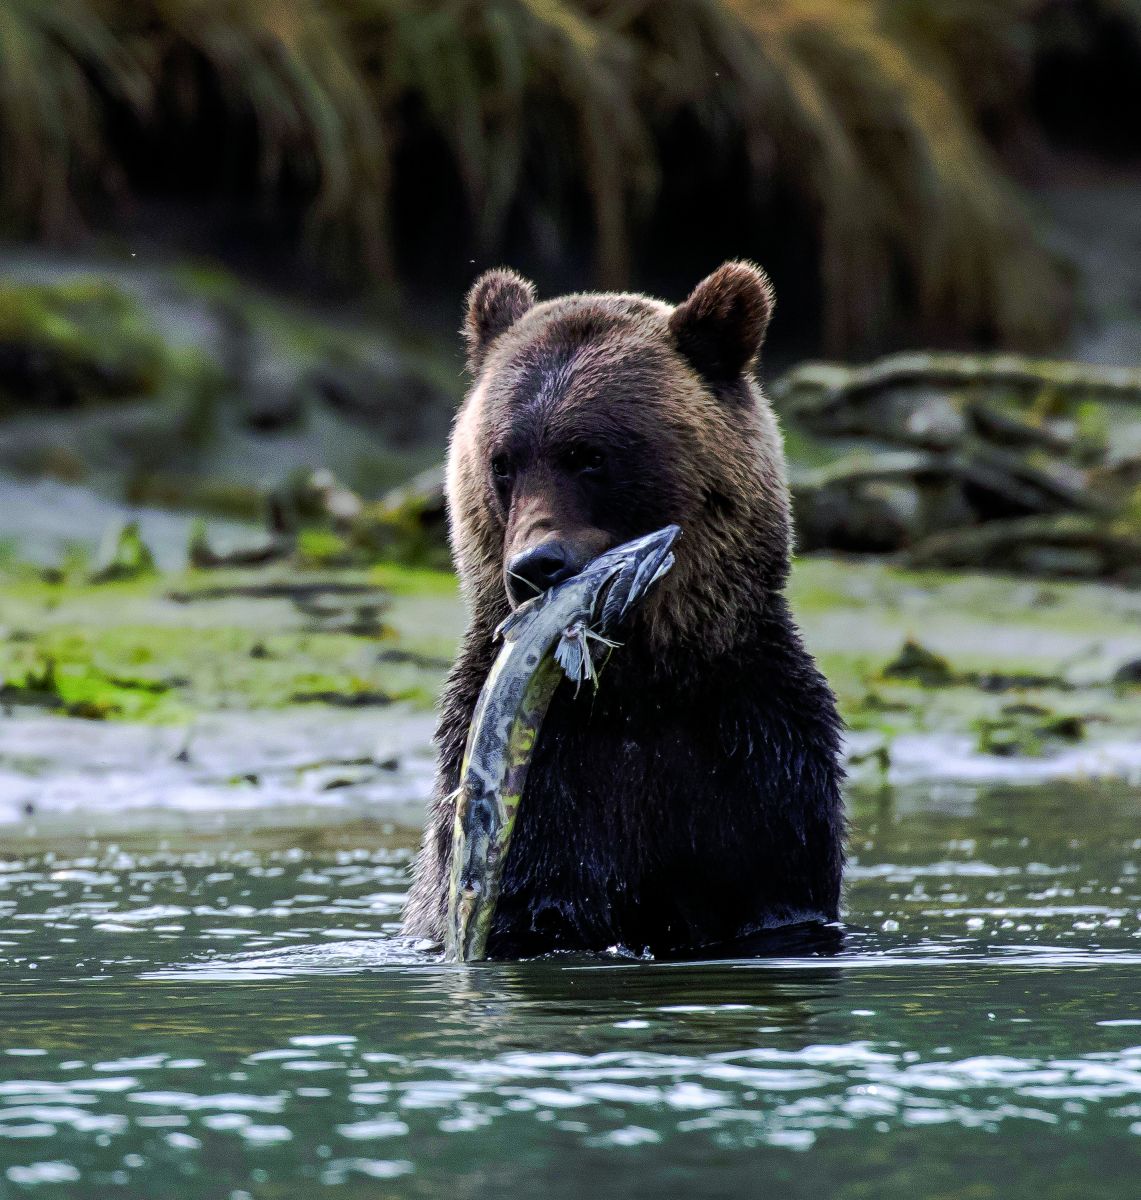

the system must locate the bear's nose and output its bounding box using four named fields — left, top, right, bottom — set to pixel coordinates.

left=506, top=540, right=578, bottom=605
